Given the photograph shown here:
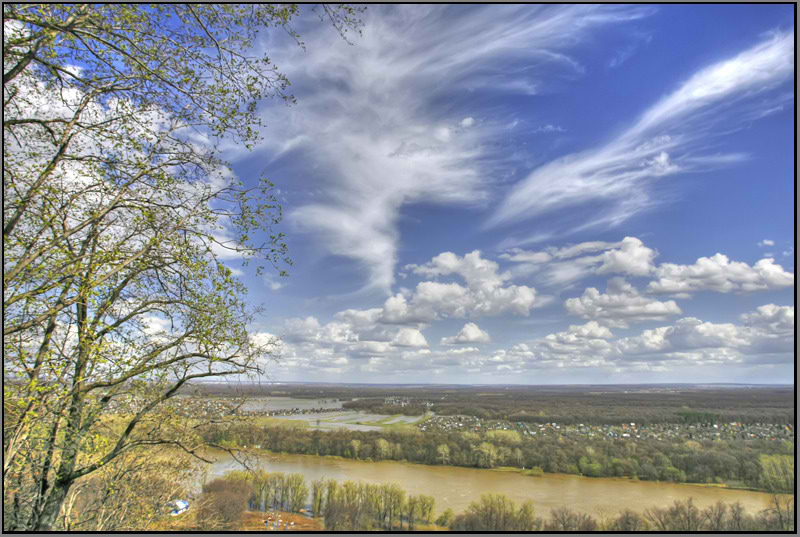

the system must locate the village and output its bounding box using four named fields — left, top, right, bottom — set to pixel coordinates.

left=419, top=415, right=794, bottom=442
left=102, top=394, right=793, bottom=444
